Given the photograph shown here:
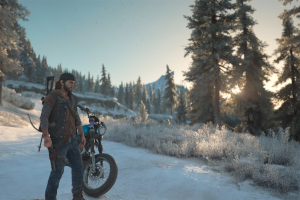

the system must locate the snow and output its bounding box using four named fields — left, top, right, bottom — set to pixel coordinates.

left=0, top=97, right=295, bottom=200
left=5, top=80, right=46, bottom=90
left=0, top=125, right=284, bottom=200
